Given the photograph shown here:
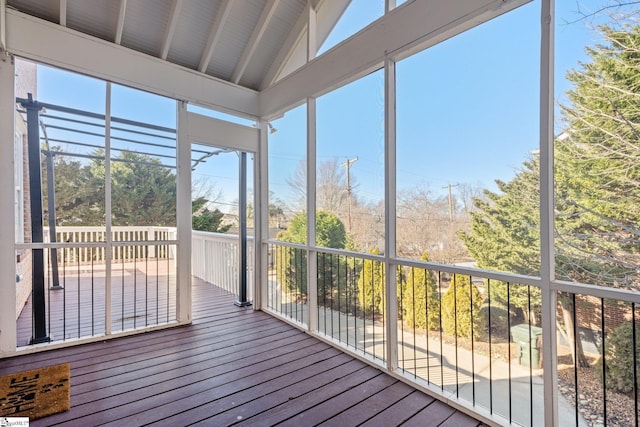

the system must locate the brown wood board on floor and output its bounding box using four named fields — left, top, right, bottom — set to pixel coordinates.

left=0, top=363, right=70, bottom=420
left=6, top=279, right=483, bottom=426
